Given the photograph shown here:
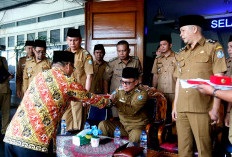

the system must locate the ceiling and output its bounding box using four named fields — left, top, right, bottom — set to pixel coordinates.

left=0, top=0, right=43, bottom=11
